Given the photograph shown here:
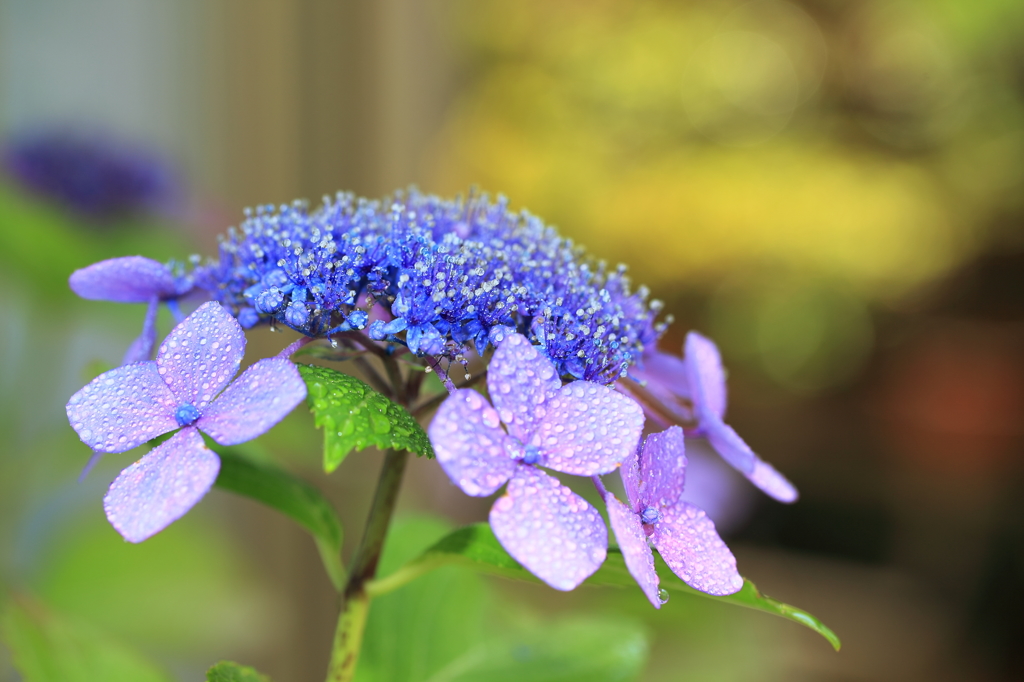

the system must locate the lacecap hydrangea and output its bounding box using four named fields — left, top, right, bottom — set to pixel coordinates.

left=189, top=189, right=668, bottom=383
